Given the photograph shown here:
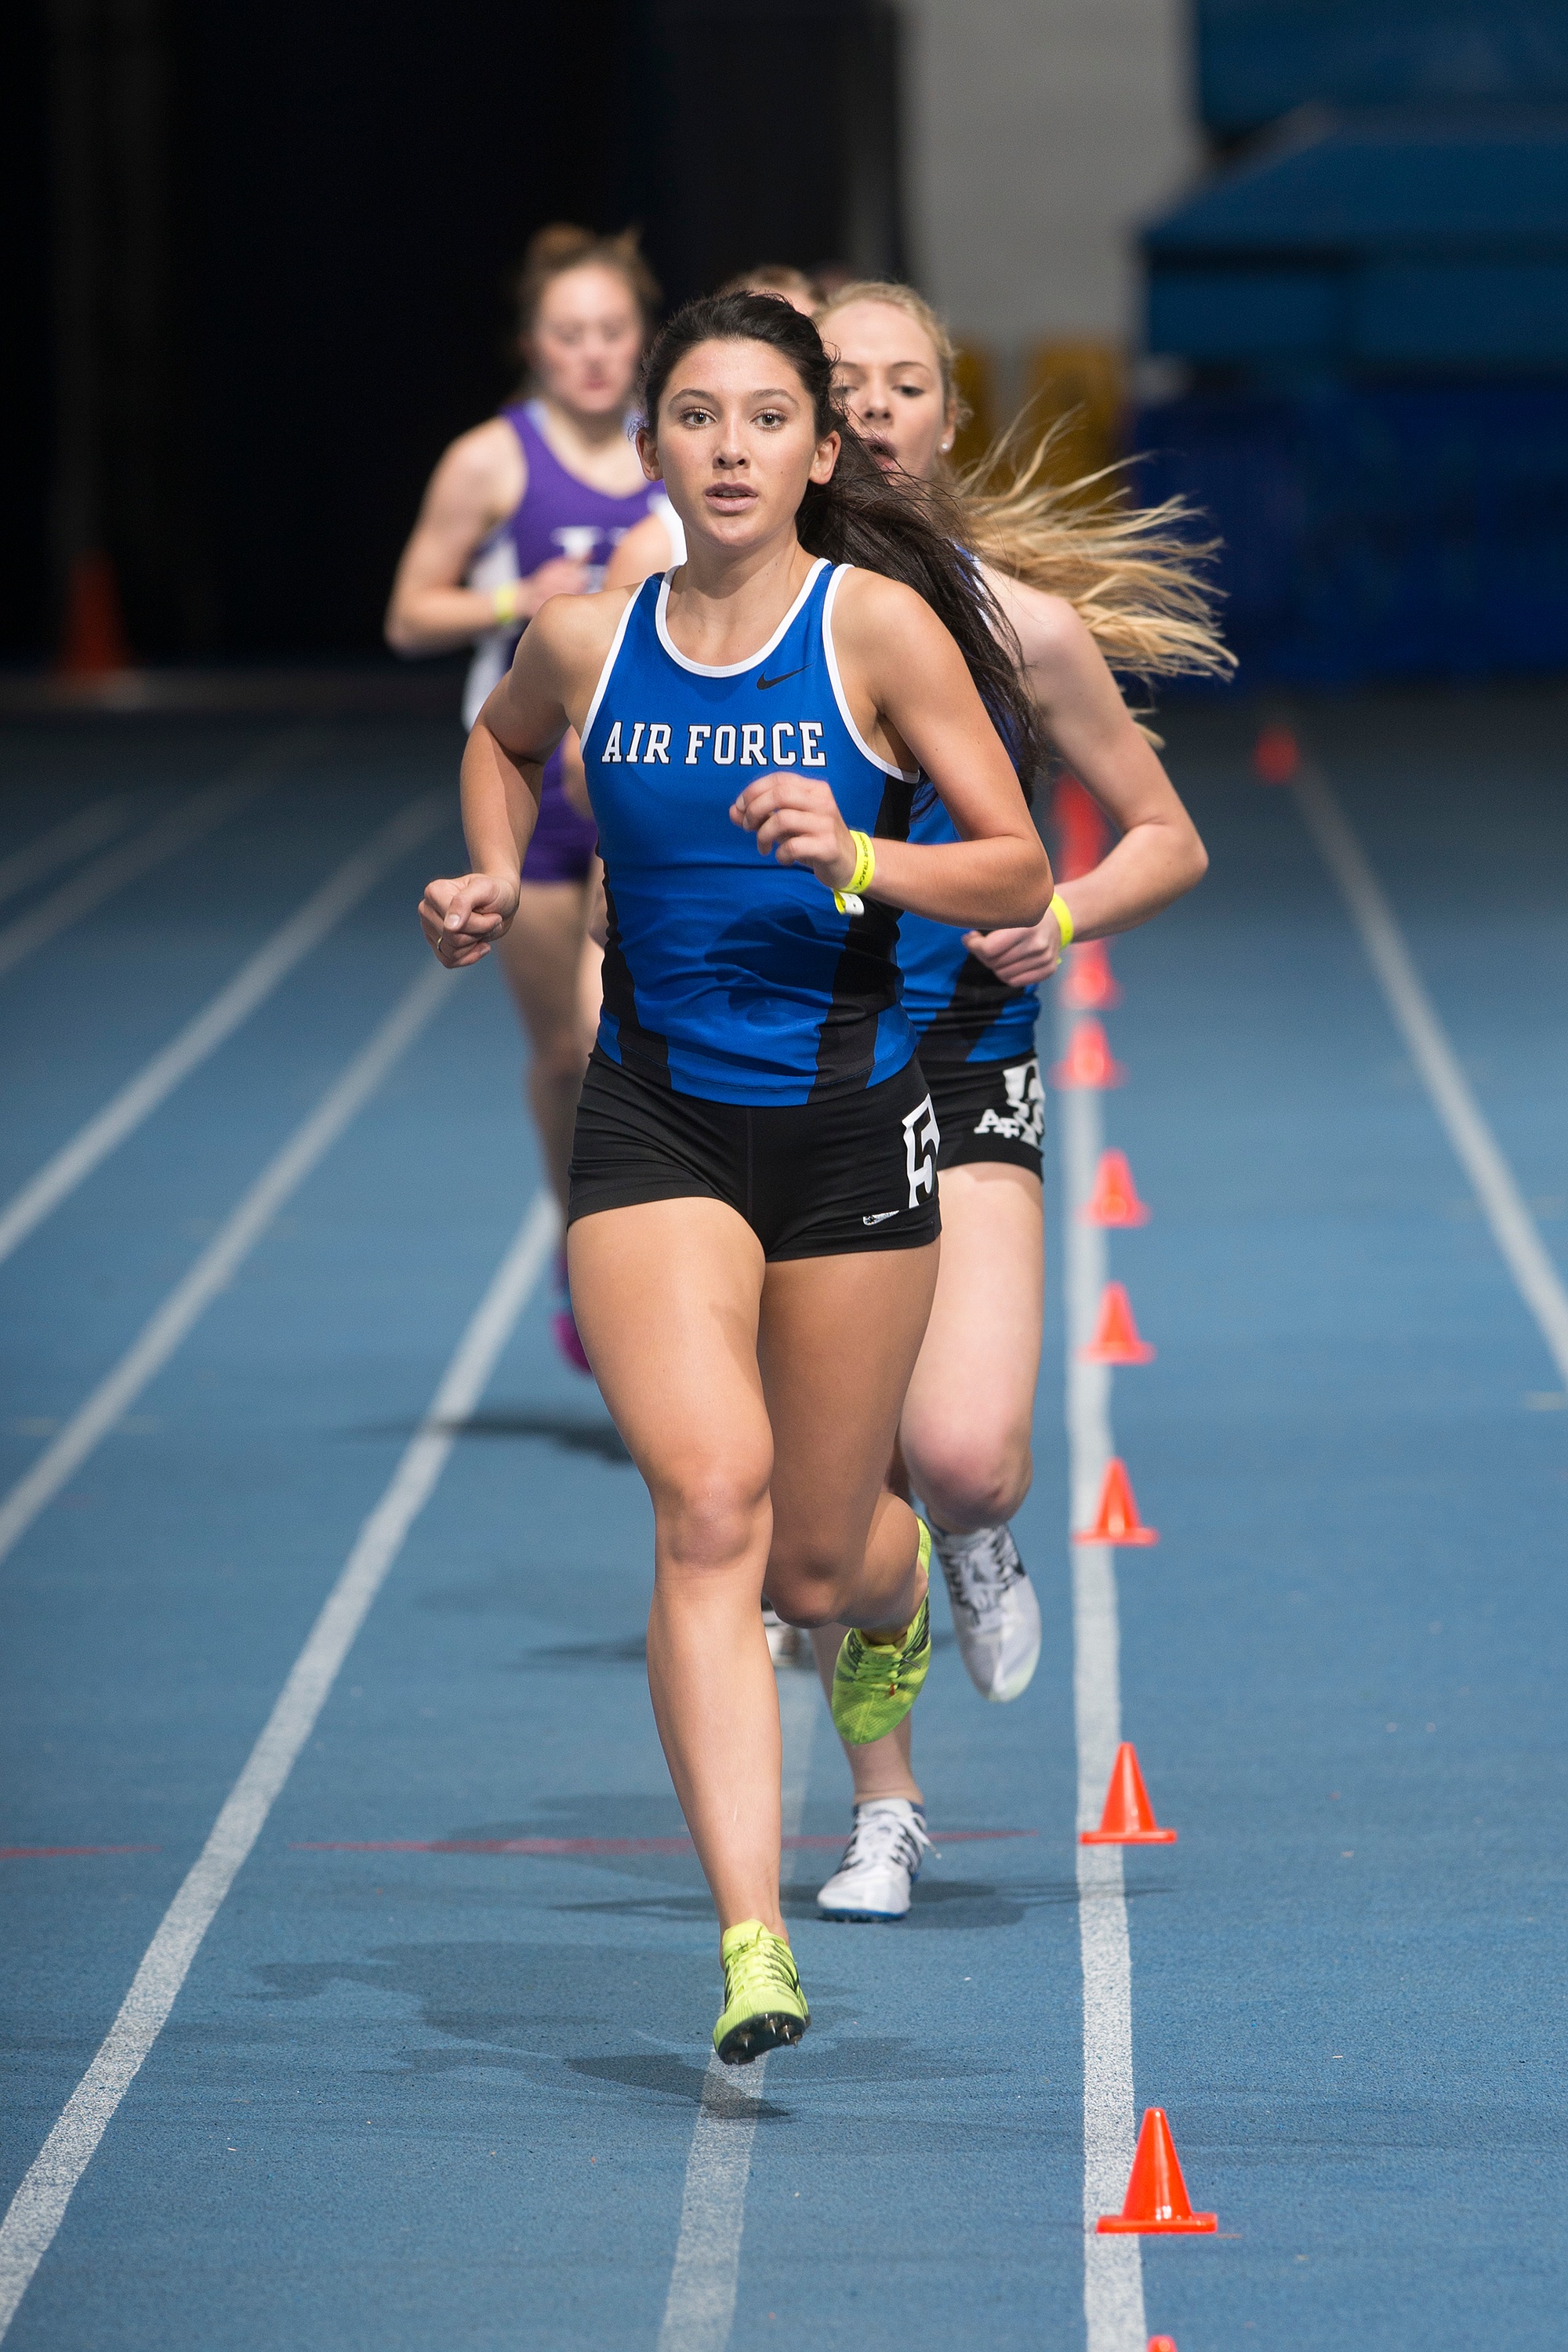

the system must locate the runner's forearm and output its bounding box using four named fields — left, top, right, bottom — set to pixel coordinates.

left=386, top=583, right=510, bottom=657
left=1051, top=813, right=1207, bottom=942
left=865, top=833, right=1053, bottom=931
left=459, top=719, right=543, bottom=880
